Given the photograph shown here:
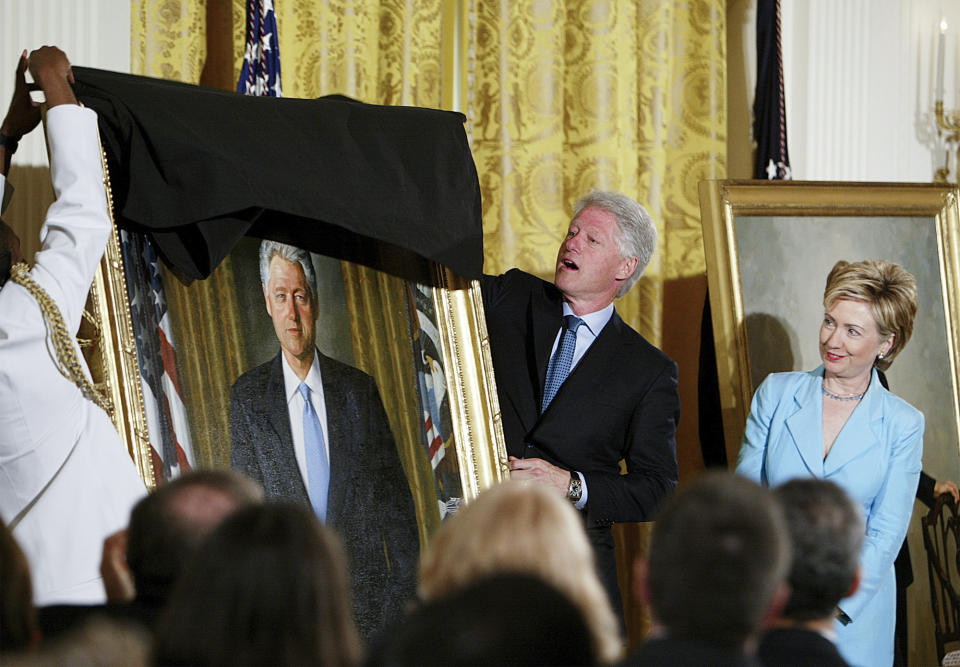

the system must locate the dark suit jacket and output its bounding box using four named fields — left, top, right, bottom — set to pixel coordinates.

left=481, top=270, right=680, bottom=608
left=622, top=637, right=760, bottom=667
left=758, top=627, right=849, bottom=667
left=229, top=350, right=419, bottom=640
